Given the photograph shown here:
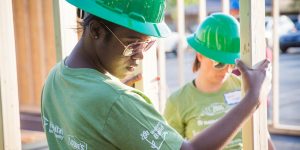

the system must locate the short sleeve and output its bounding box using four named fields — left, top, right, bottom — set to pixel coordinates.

left=103, top=93, right=184, bottom=150
left=164, top=96, right=185, bottom=137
